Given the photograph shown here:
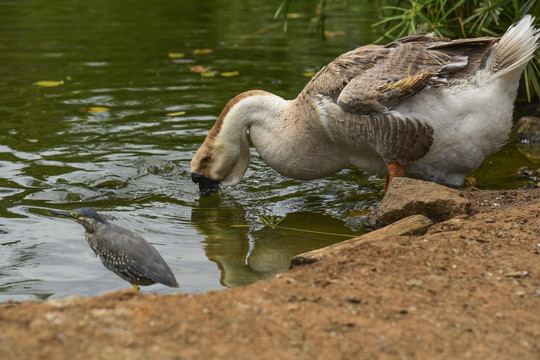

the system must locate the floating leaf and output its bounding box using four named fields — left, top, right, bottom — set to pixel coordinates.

left=302, top=71, right=316, bottom=77
left=286, top=13, right=304, bottom=19
left=190, top=65, right=210, bottom=73
left=168, top=52, right=185, bottom=59
left=249, top=23, right=281, bottom=37
left=35, top=80, right=64, bottom=87
left=221, top=71, right=240, bottom=77
left=324, top=30, right=345, bottom=37
left=201, top=72, right=217, bottom=78
left=193, top=48, right=213, bottom=55
left=167, top=111, right=186, bottom=117
left=80, top=107, right=110, bottom=113
left=464, top=176, right=477, bottom=187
